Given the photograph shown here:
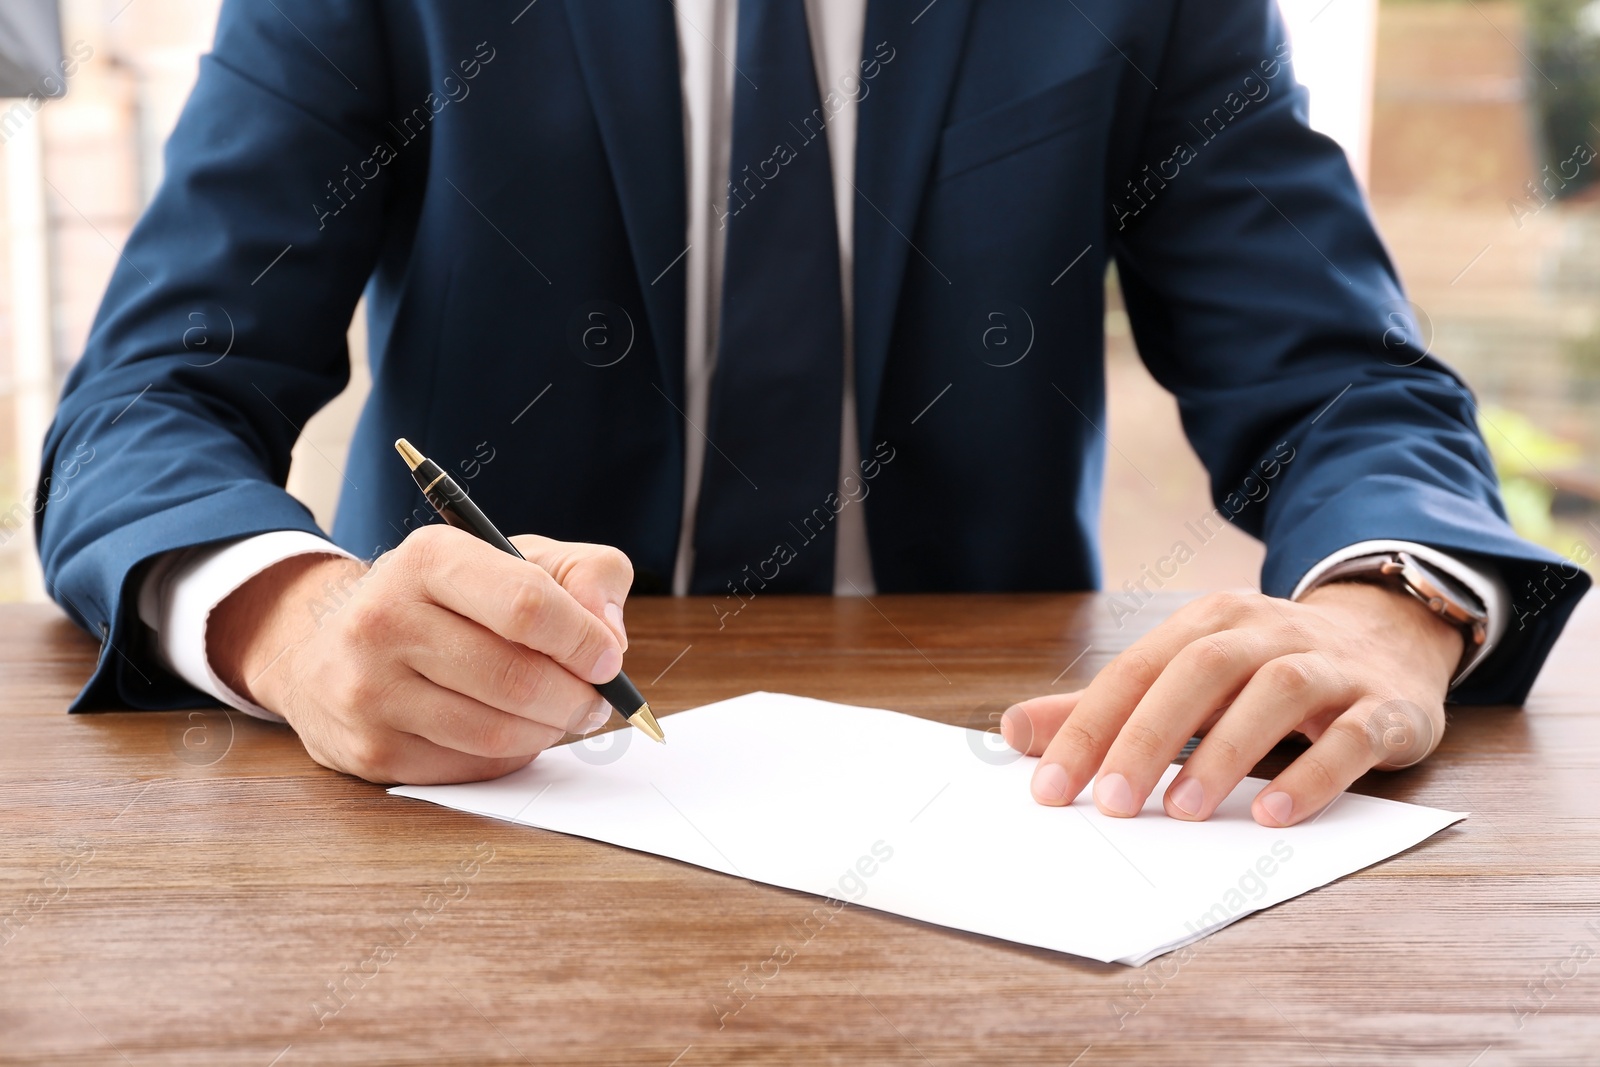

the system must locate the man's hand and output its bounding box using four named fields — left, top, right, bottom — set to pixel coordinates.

left=1001, top=582, right=1464, bottom=826
left=207, top=526, right=634, bottom=785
